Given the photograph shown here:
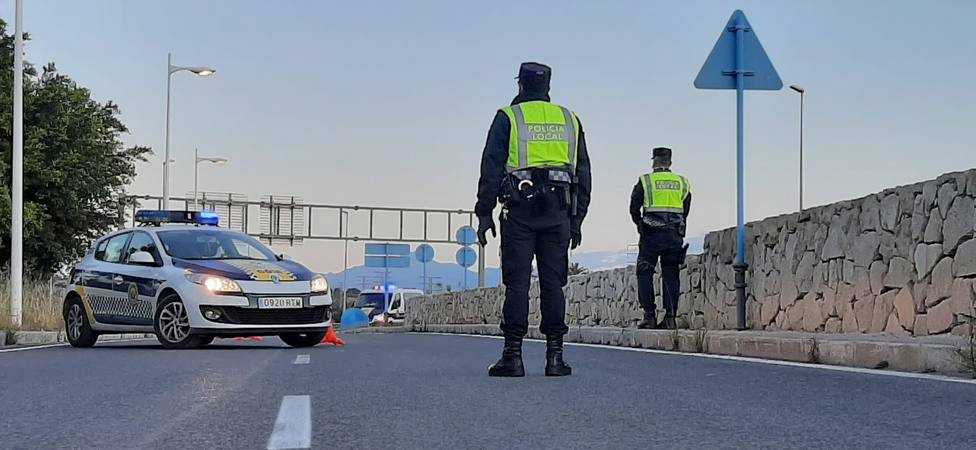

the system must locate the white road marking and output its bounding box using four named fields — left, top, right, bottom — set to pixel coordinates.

left=0, top=337, right=154, bottom=353
left=419, top=332, right=976, bottom=386
left=267, top=395, right=311, bottom=450
left=293, top=354, right=310, bottom=365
